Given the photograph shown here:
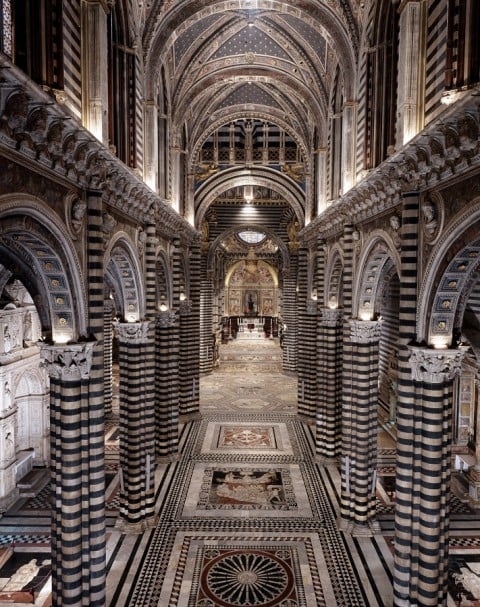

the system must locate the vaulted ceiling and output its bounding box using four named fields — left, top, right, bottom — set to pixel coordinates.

left=139, top=0, right=362, bottom=262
